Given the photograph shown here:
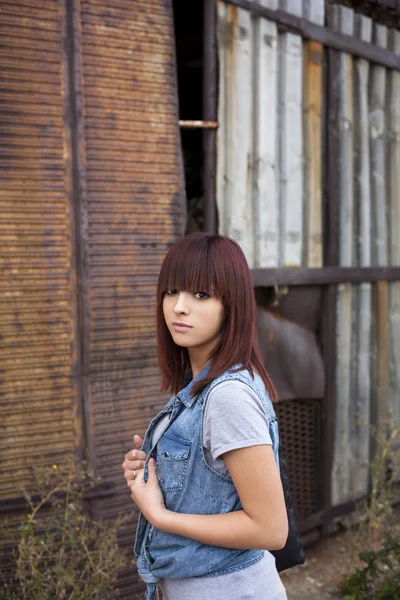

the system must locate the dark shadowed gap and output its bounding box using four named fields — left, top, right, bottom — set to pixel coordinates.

left=173, top=0, right=205, bottom=233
